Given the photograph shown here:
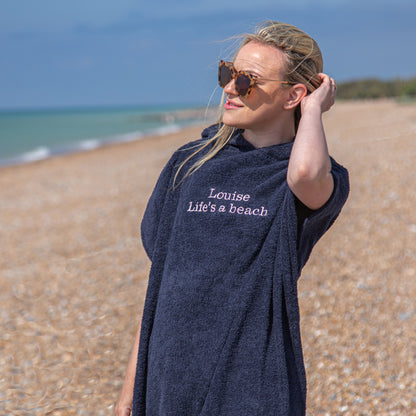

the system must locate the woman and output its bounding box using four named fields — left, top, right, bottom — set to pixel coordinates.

left=116, top=21, right=349, bottom=416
